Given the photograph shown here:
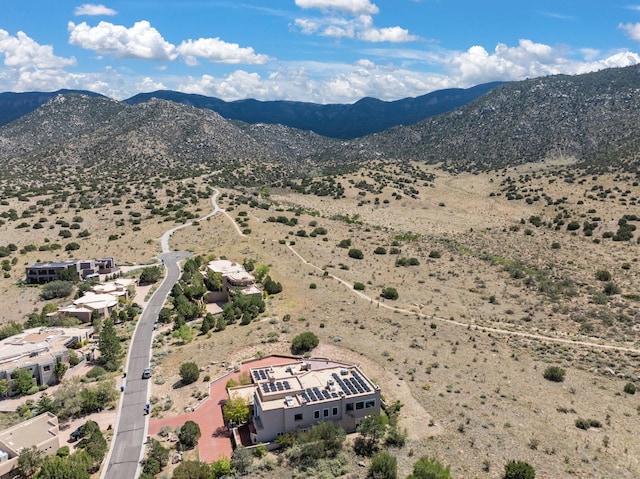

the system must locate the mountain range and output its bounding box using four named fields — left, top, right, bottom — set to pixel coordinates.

left=1, top=65, right=640, bottom=182
left=0, top=83, right=501, bottom=141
